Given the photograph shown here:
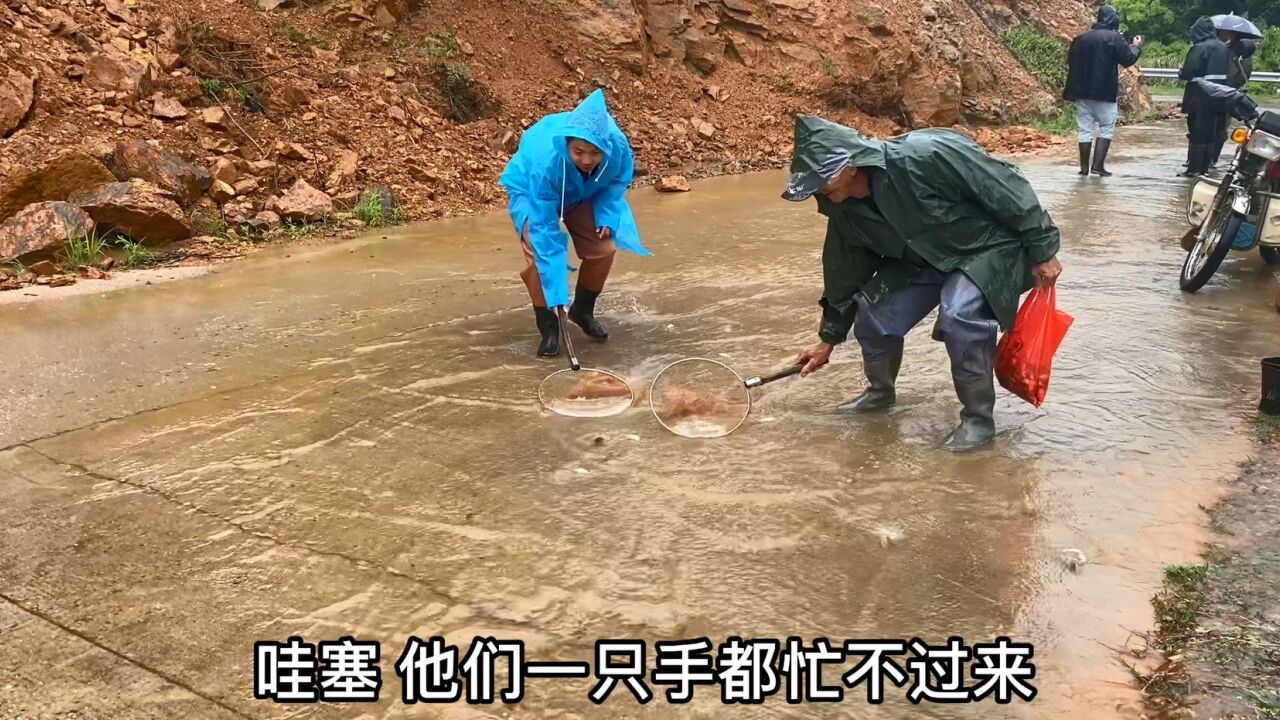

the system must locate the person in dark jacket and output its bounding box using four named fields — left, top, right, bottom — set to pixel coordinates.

left=783, top=116, right=1063, bottom=451
left=1179, top=16, right=1232, bottom=176
left=1064, top=5, right=1142, bottom=176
